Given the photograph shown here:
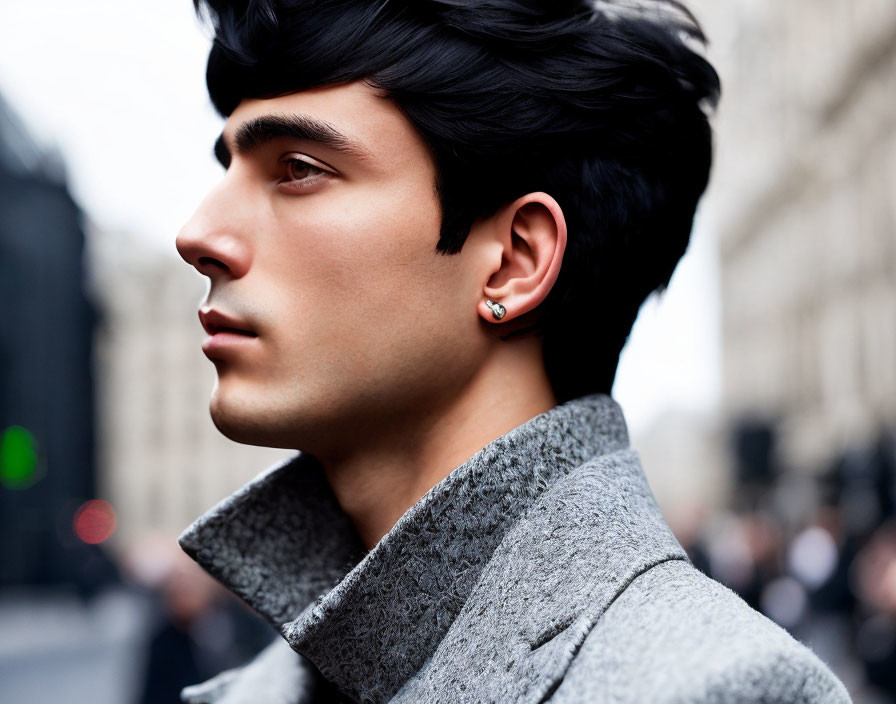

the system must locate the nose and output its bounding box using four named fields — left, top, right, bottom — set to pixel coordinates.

left=176, top=184, right=253, bottom=280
